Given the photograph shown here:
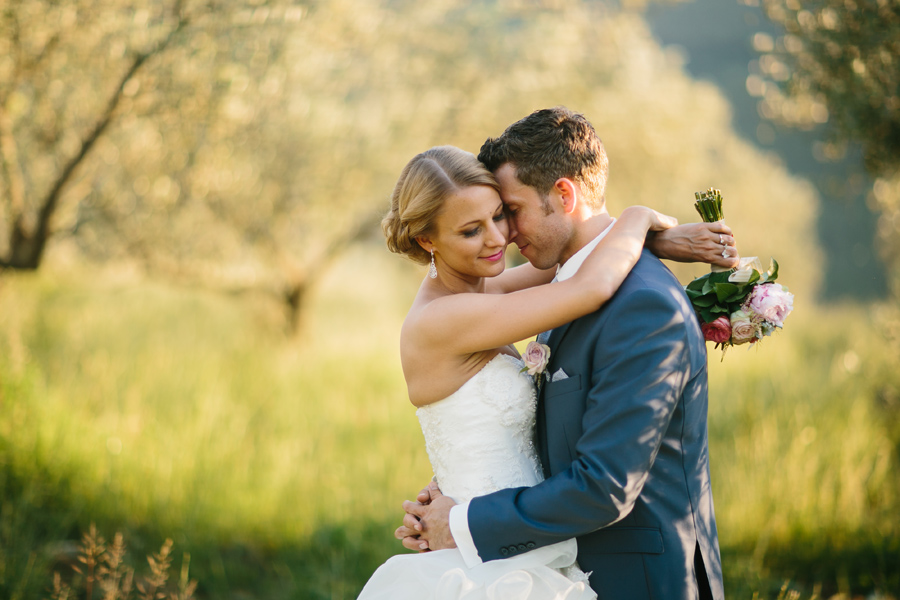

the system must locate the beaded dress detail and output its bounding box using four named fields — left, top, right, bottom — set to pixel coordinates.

left=358, top=354, right=595, bottom=600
